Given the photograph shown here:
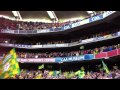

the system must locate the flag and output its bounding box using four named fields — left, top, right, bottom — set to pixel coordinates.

left=81, top=66, right=85, bottom=71
left=53, top=71, right=57, bottom=76
left=64, top=72, right=69, bottom=78
left=69, top=72, right=74, bottom=78
left=78, top=70, right=85, bottom=78
left=0, top=48, right=20, bottom=79
left=35, top=74, right=42, bottom=79
left=102, top=60, right=109, bottom=74
left=75, top=67, right=85, bottom=79
left=75, top=70, right=80, bottom=75
left=66, top=72, right=71, bottom=79
left=38, top=64, right=44, bottom=69
left=59, top=69, right=62, bottom=75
